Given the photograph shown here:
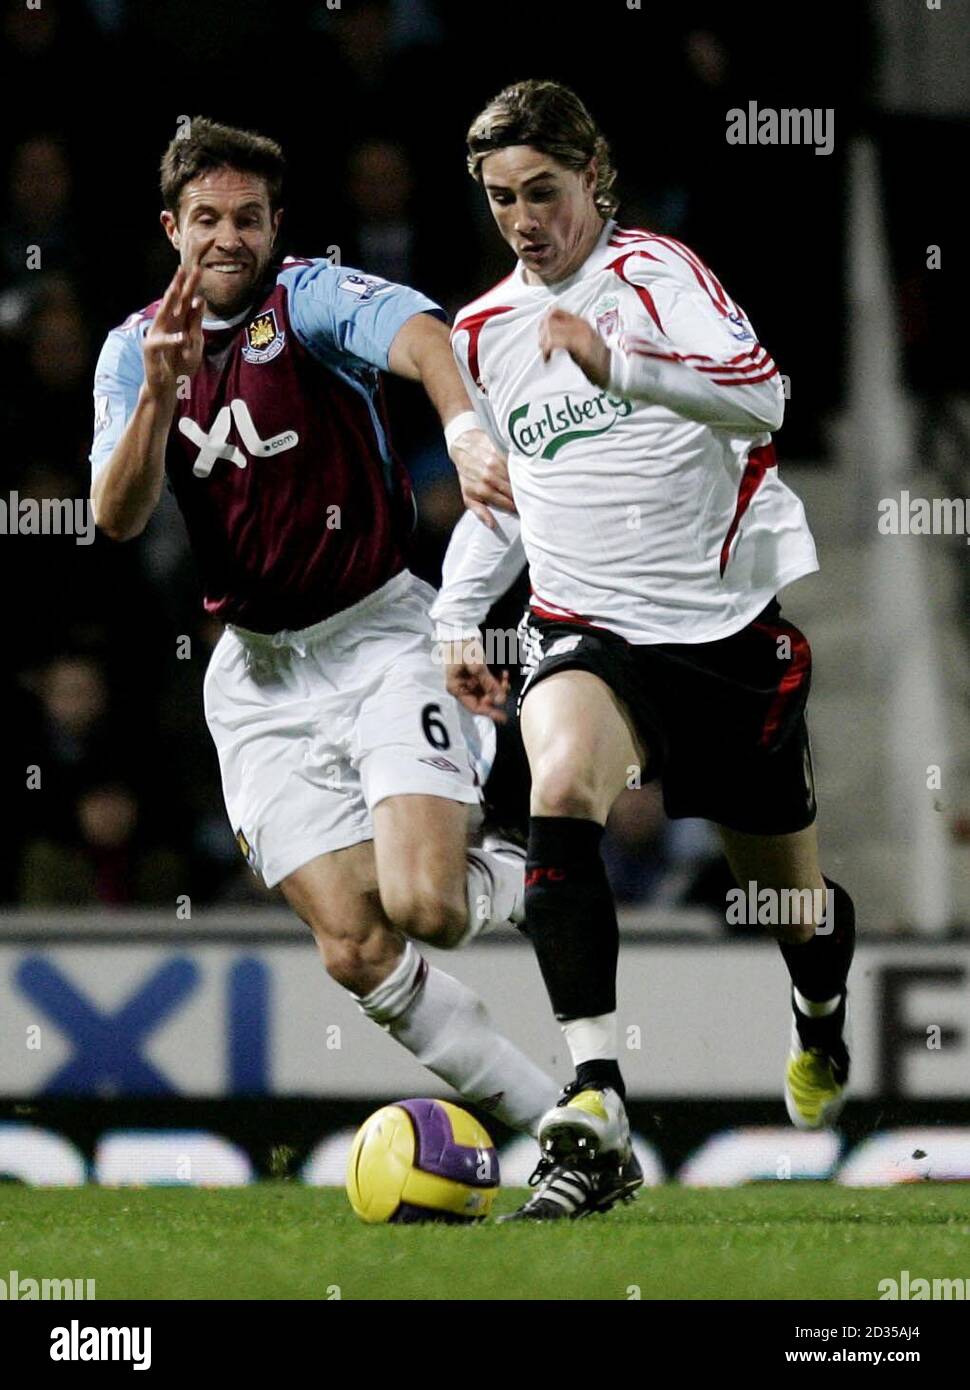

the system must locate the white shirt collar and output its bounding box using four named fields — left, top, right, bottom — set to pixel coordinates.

left=202, top=305, right=252, bottom=331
